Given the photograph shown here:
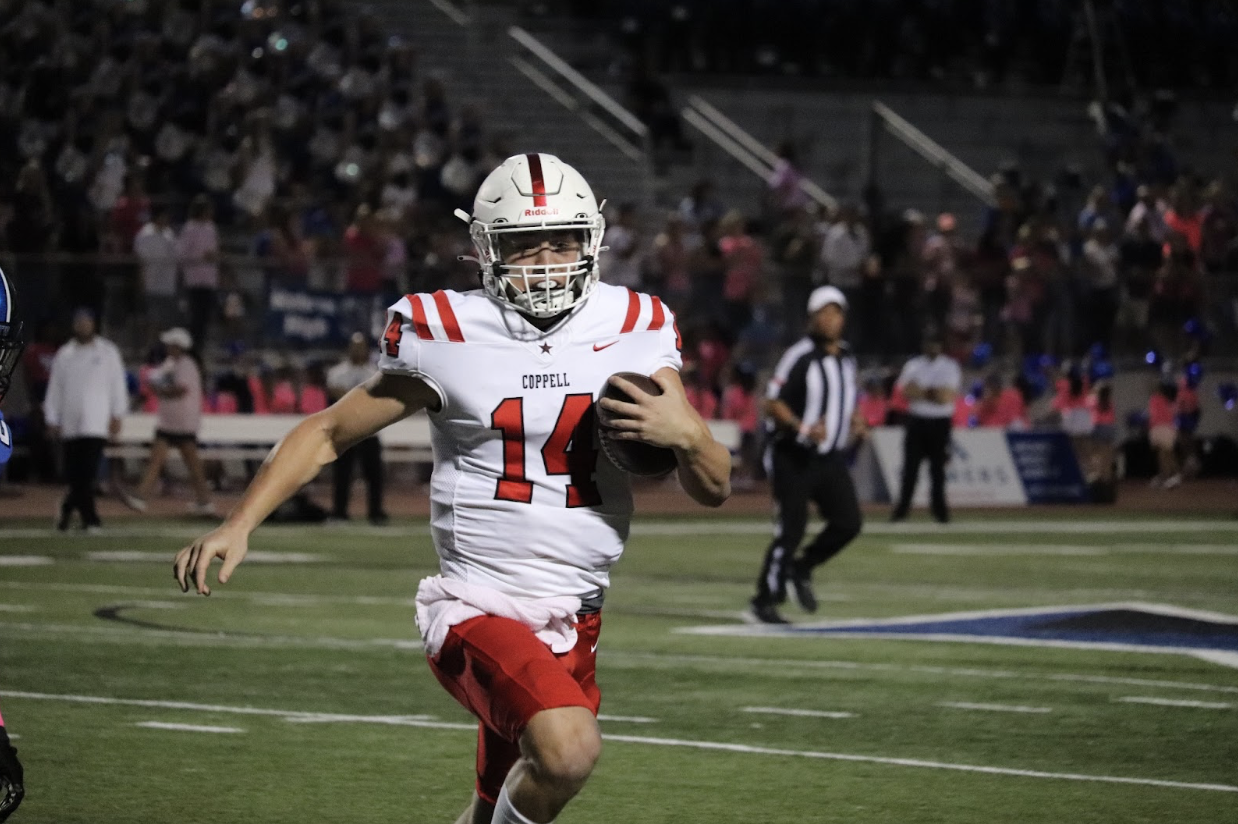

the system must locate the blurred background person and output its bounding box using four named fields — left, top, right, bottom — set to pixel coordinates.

left=889, top=328, right=960, bottom=524
left=123, top=328, right=214, bottom=516
left=177, top=195, right=220, bottom=356
left=44, top=308, right=129, bottom=532
left=133, top=205, right=180, bottom=351
left=326, top=332, right=387, bottom=525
